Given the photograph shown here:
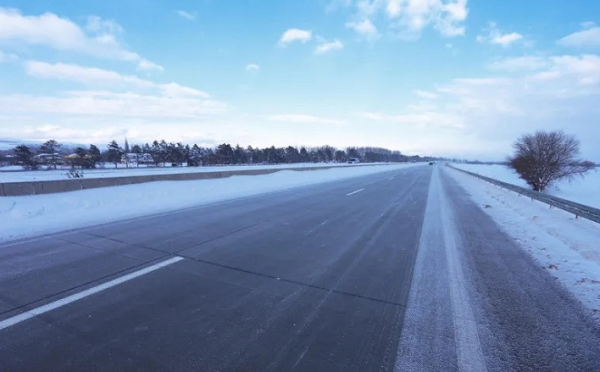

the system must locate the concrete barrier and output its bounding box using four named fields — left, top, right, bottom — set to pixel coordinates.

left=0, top=164, right=392, bottom=196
